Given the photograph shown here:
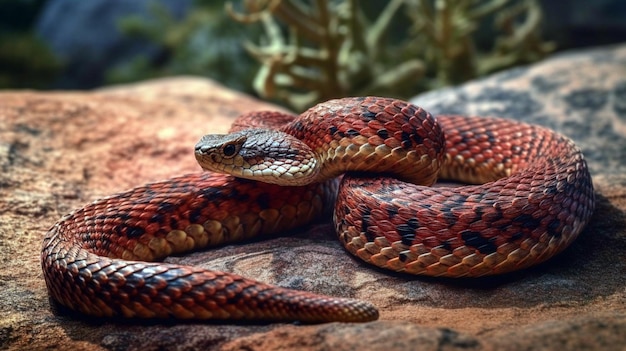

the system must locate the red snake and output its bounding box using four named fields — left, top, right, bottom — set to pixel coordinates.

left=41, top=97, right=595, bottom=323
